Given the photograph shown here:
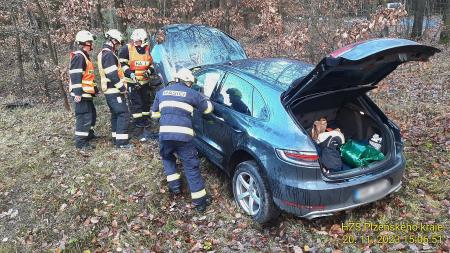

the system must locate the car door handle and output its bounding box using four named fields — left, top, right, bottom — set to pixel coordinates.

left=202, top=113, right=224, bottom=122
left=231, top=126, right=243, bottom=133
left=214, top=115, right=225, bottom=122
